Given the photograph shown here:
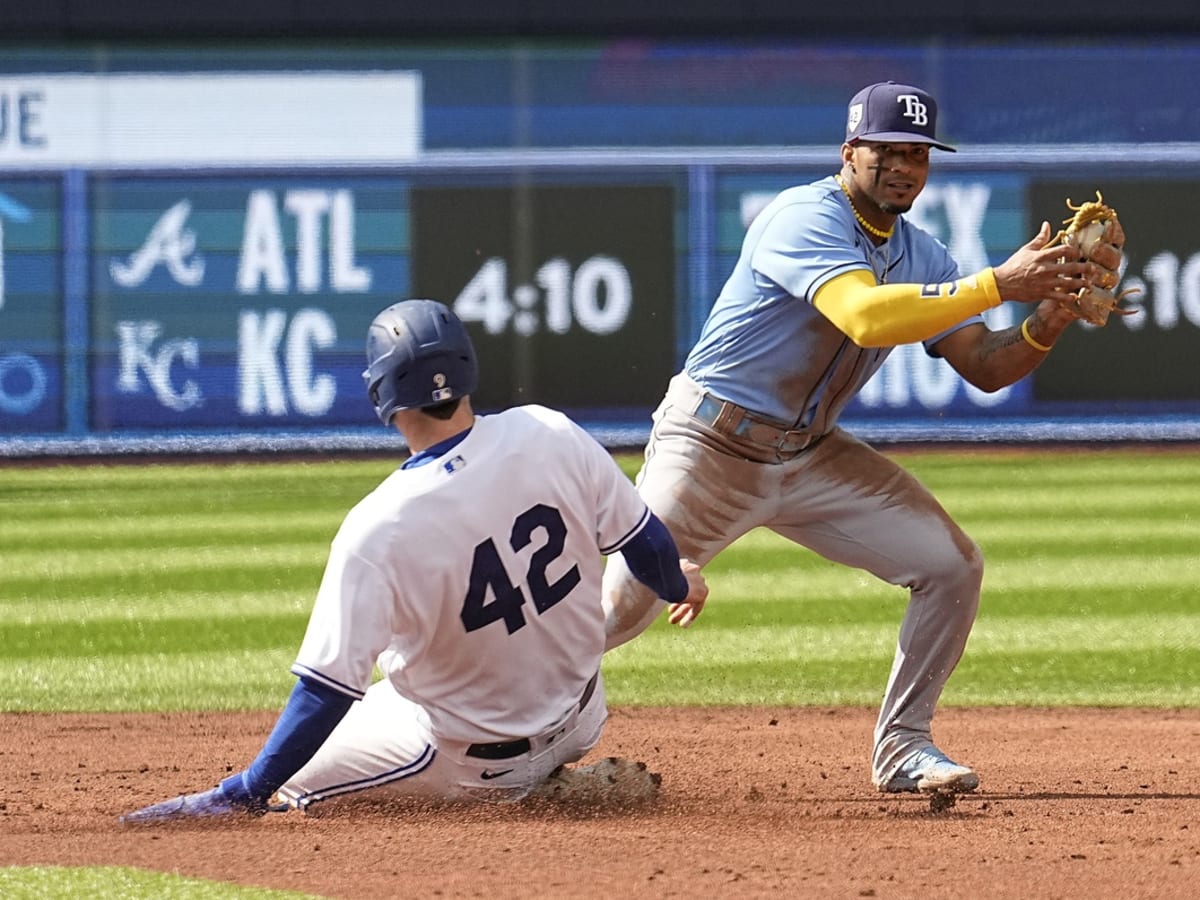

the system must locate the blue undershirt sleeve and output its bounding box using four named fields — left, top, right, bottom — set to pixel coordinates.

left=619, top=512, right=689, bottom=604
left=220, top=675, right=355, bottom=802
